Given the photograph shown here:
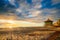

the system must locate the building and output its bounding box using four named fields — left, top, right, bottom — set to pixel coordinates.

left=44, top=19, right=53, bottom=28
